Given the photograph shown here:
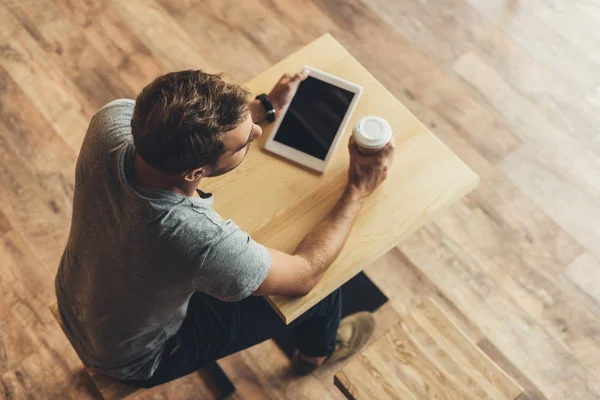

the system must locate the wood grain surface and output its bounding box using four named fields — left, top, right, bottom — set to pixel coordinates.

left=334, top=298, right=524, bottom=400
left=2, top=0, right=600, bottom=398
